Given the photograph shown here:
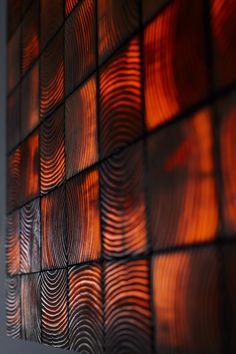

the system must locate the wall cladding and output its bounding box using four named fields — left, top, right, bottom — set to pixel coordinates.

left=6, top=0, right=236, bottom=353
